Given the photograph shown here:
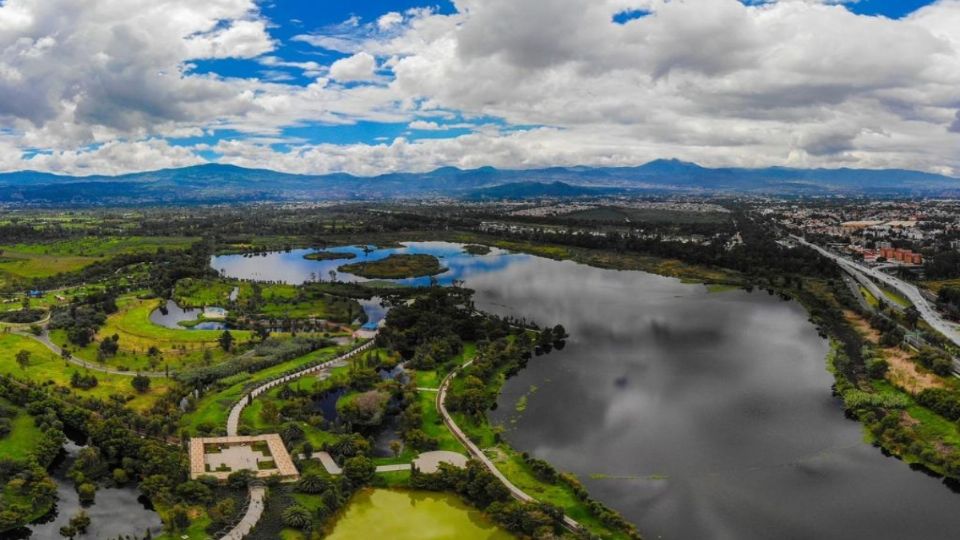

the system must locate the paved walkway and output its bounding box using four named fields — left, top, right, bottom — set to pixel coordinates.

left=226, top=340, right=373, bottom=436
left=413, top=450, right=468, bottom=473
left=16, top=330, right=166, bottom=378
left=219, top=484, right=266, bottom=540
left=437, top=358, right=582, bottom=532
left=302, top=449, right=467, bottom=475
